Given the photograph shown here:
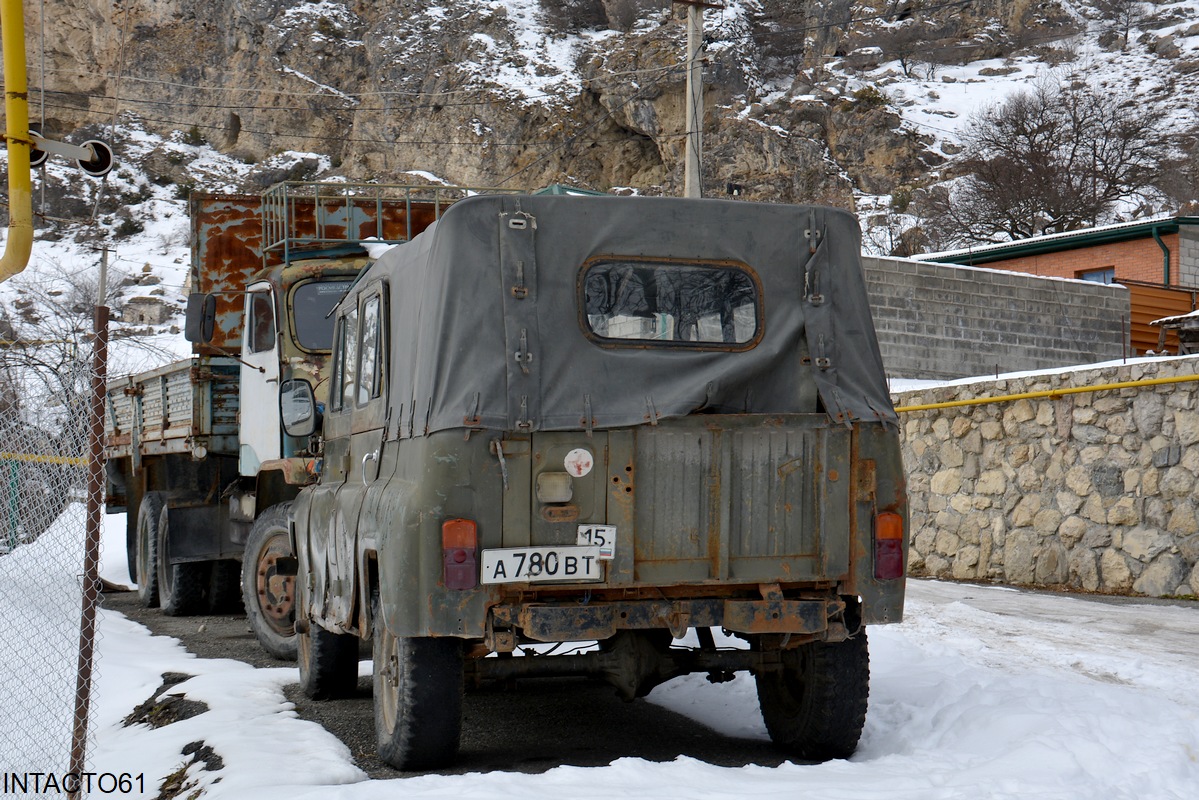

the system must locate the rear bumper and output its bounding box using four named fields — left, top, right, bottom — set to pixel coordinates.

left=489, top=594, right=846, bottom=644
